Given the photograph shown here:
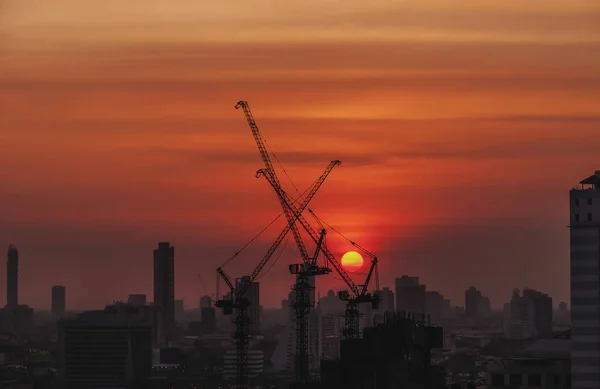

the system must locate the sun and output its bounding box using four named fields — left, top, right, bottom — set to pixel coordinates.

left=341, top=251, right=364, bottom=273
